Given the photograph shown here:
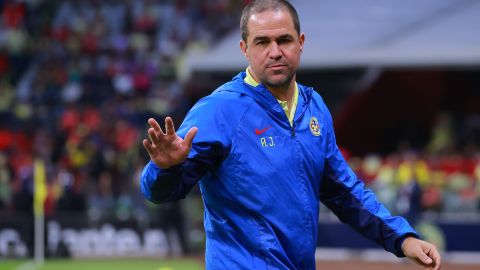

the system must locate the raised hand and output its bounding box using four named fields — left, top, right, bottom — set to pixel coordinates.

left=402, top=237, right=441, bottom=270
left=142, top=117, right=198, bottom=169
